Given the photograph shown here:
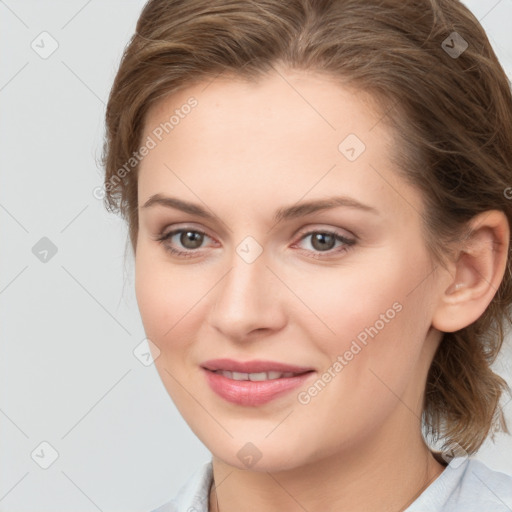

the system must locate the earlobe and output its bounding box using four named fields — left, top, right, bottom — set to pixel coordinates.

left=432, top=210, right=510, bottom=333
